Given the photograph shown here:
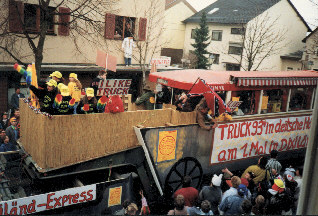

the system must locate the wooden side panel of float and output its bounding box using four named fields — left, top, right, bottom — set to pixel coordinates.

left=20, top=102, right=196, bottom=170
